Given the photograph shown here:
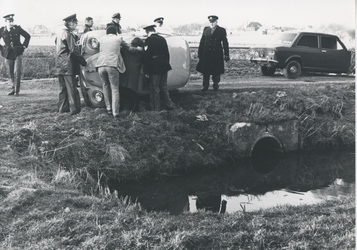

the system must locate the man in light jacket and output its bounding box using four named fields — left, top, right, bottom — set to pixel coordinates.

left=96, top=26, right=142, bottom=117
left=96, top=26, right=126, bottom=118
